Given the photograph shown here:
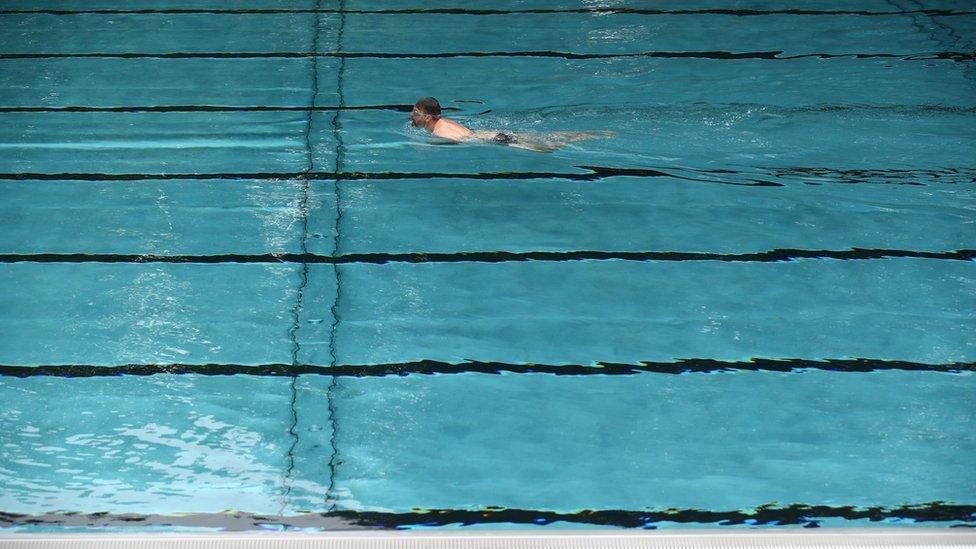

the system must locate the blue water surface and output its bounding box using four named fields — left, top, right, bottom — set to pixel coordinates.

left=0, top=0, right=974, bottom=532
